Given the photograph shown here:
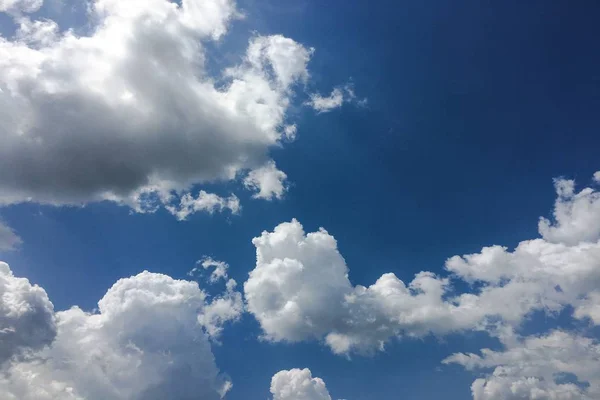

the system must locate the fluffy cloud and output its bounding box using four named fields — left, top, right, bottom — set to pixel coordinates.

left=444, top=330, right=600, bottom=399
left=244, top=161, right=288, bottom=200
left=538, top=175, right=600, bottom=245
left=244, top=218, right=473, bottom=354
left=0, top=0, right=325, bottom=213
left=0, top=221, right=22, bottom=252
left=271, top=368, right=332, bottom=400
left=244, top=173, right=600, bottom=354
left=0, top=263, right=242, bottom=399
left=306, top=88, right=344, bottom=113
left=0, top=262, right=56, bottom=365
